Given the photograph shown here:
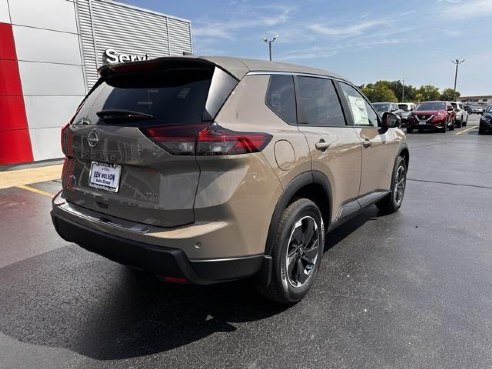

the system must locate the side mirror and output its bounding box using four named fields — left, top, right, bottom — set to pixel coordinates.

left=380, top=112, right=400, bottom=132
